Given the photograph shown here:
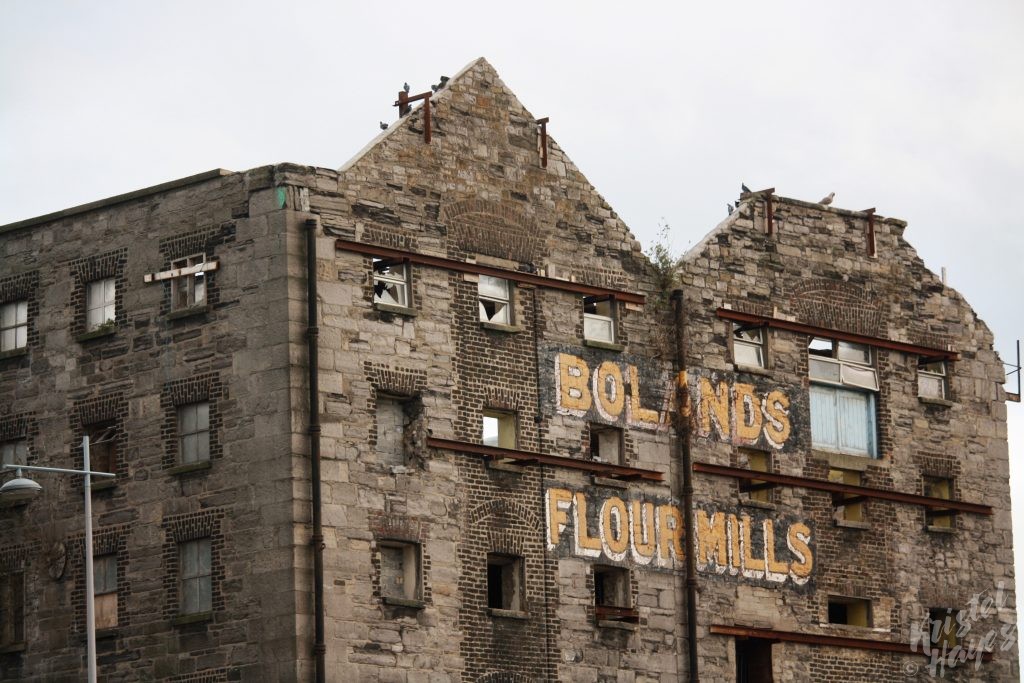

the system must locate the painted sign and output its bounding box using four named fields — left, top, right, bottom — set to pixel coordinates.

left=553, top=352, right=671, bottom=431
left=680, top=369, right=794, bottom=450
left=545, top=487, right=814, bottom=586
